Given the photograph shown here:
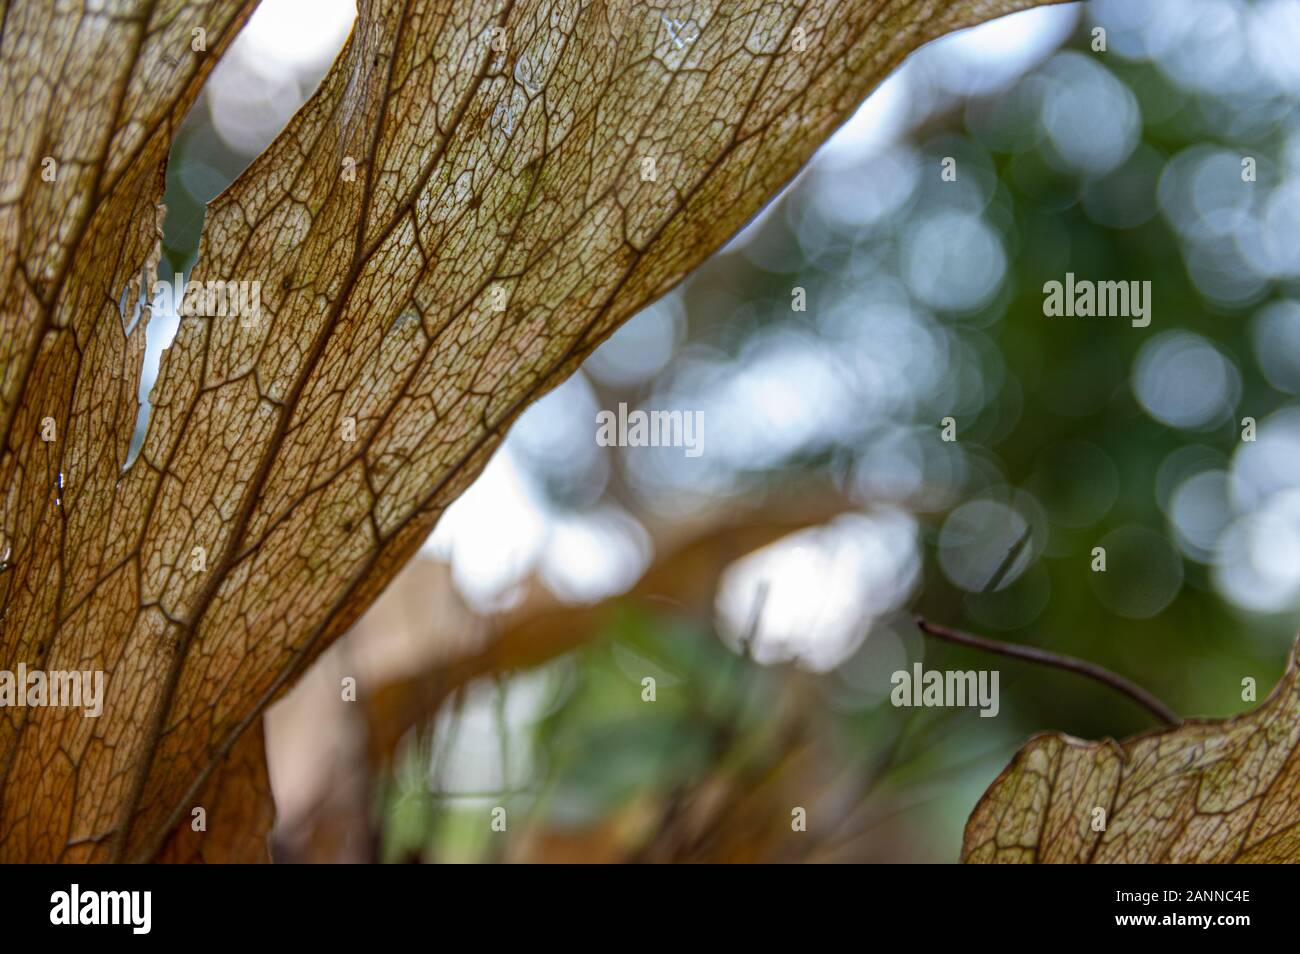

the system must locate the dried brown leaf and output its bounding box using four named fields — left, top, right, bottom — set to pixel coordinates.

left=1, top=0, right=1053, bottom=862
left=963, top=638, right=1300, bottom=863
left=154, top=718, right=273, bottom=863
